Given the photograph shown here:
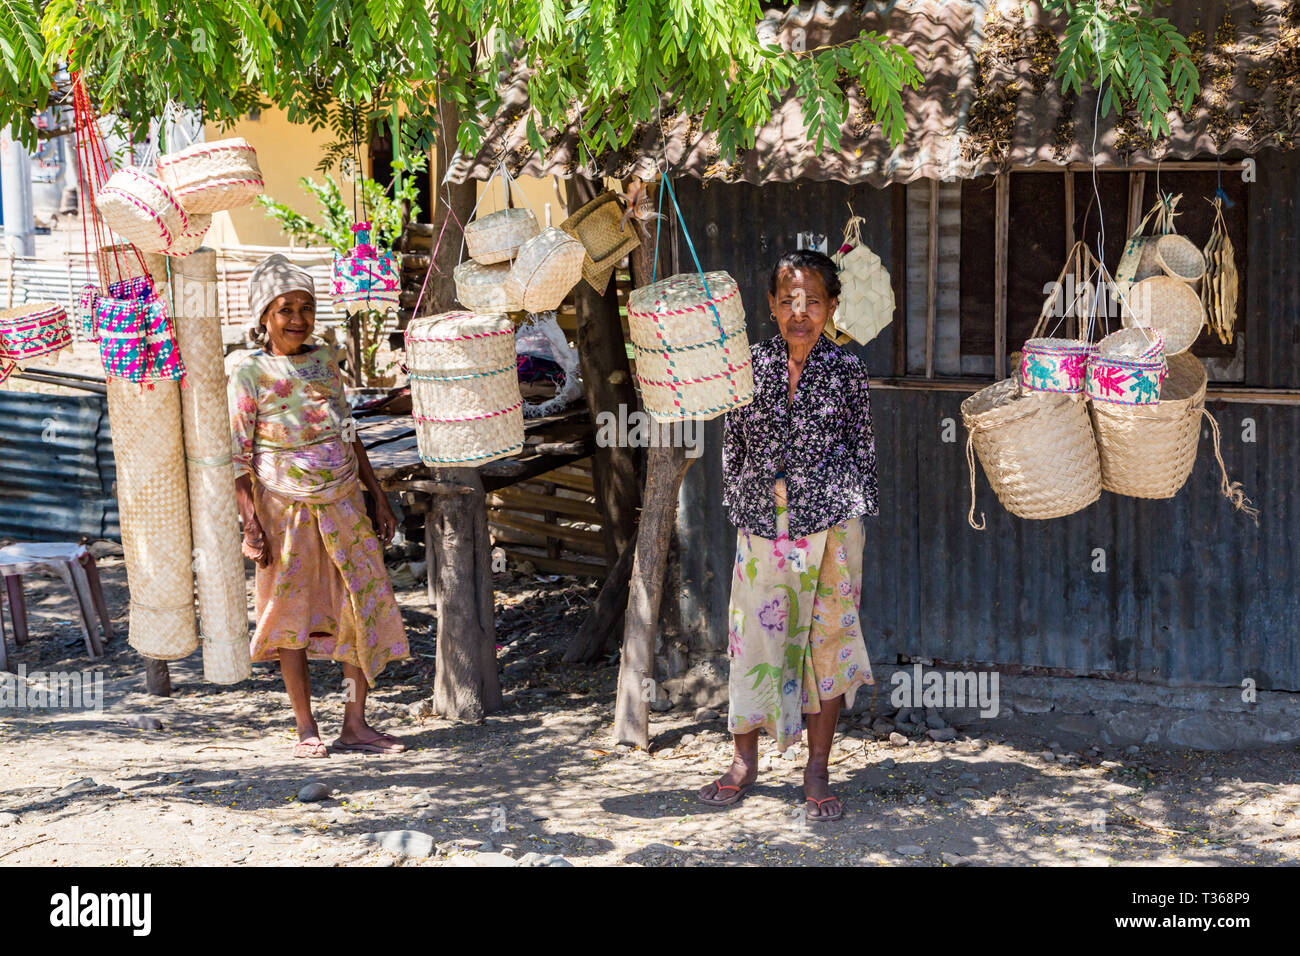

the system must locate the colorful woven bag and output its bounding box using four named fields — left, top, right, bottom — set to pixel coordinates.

left=332, top=222, right=400, bottom=314
left=93, top=276, right=184, bottom=383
